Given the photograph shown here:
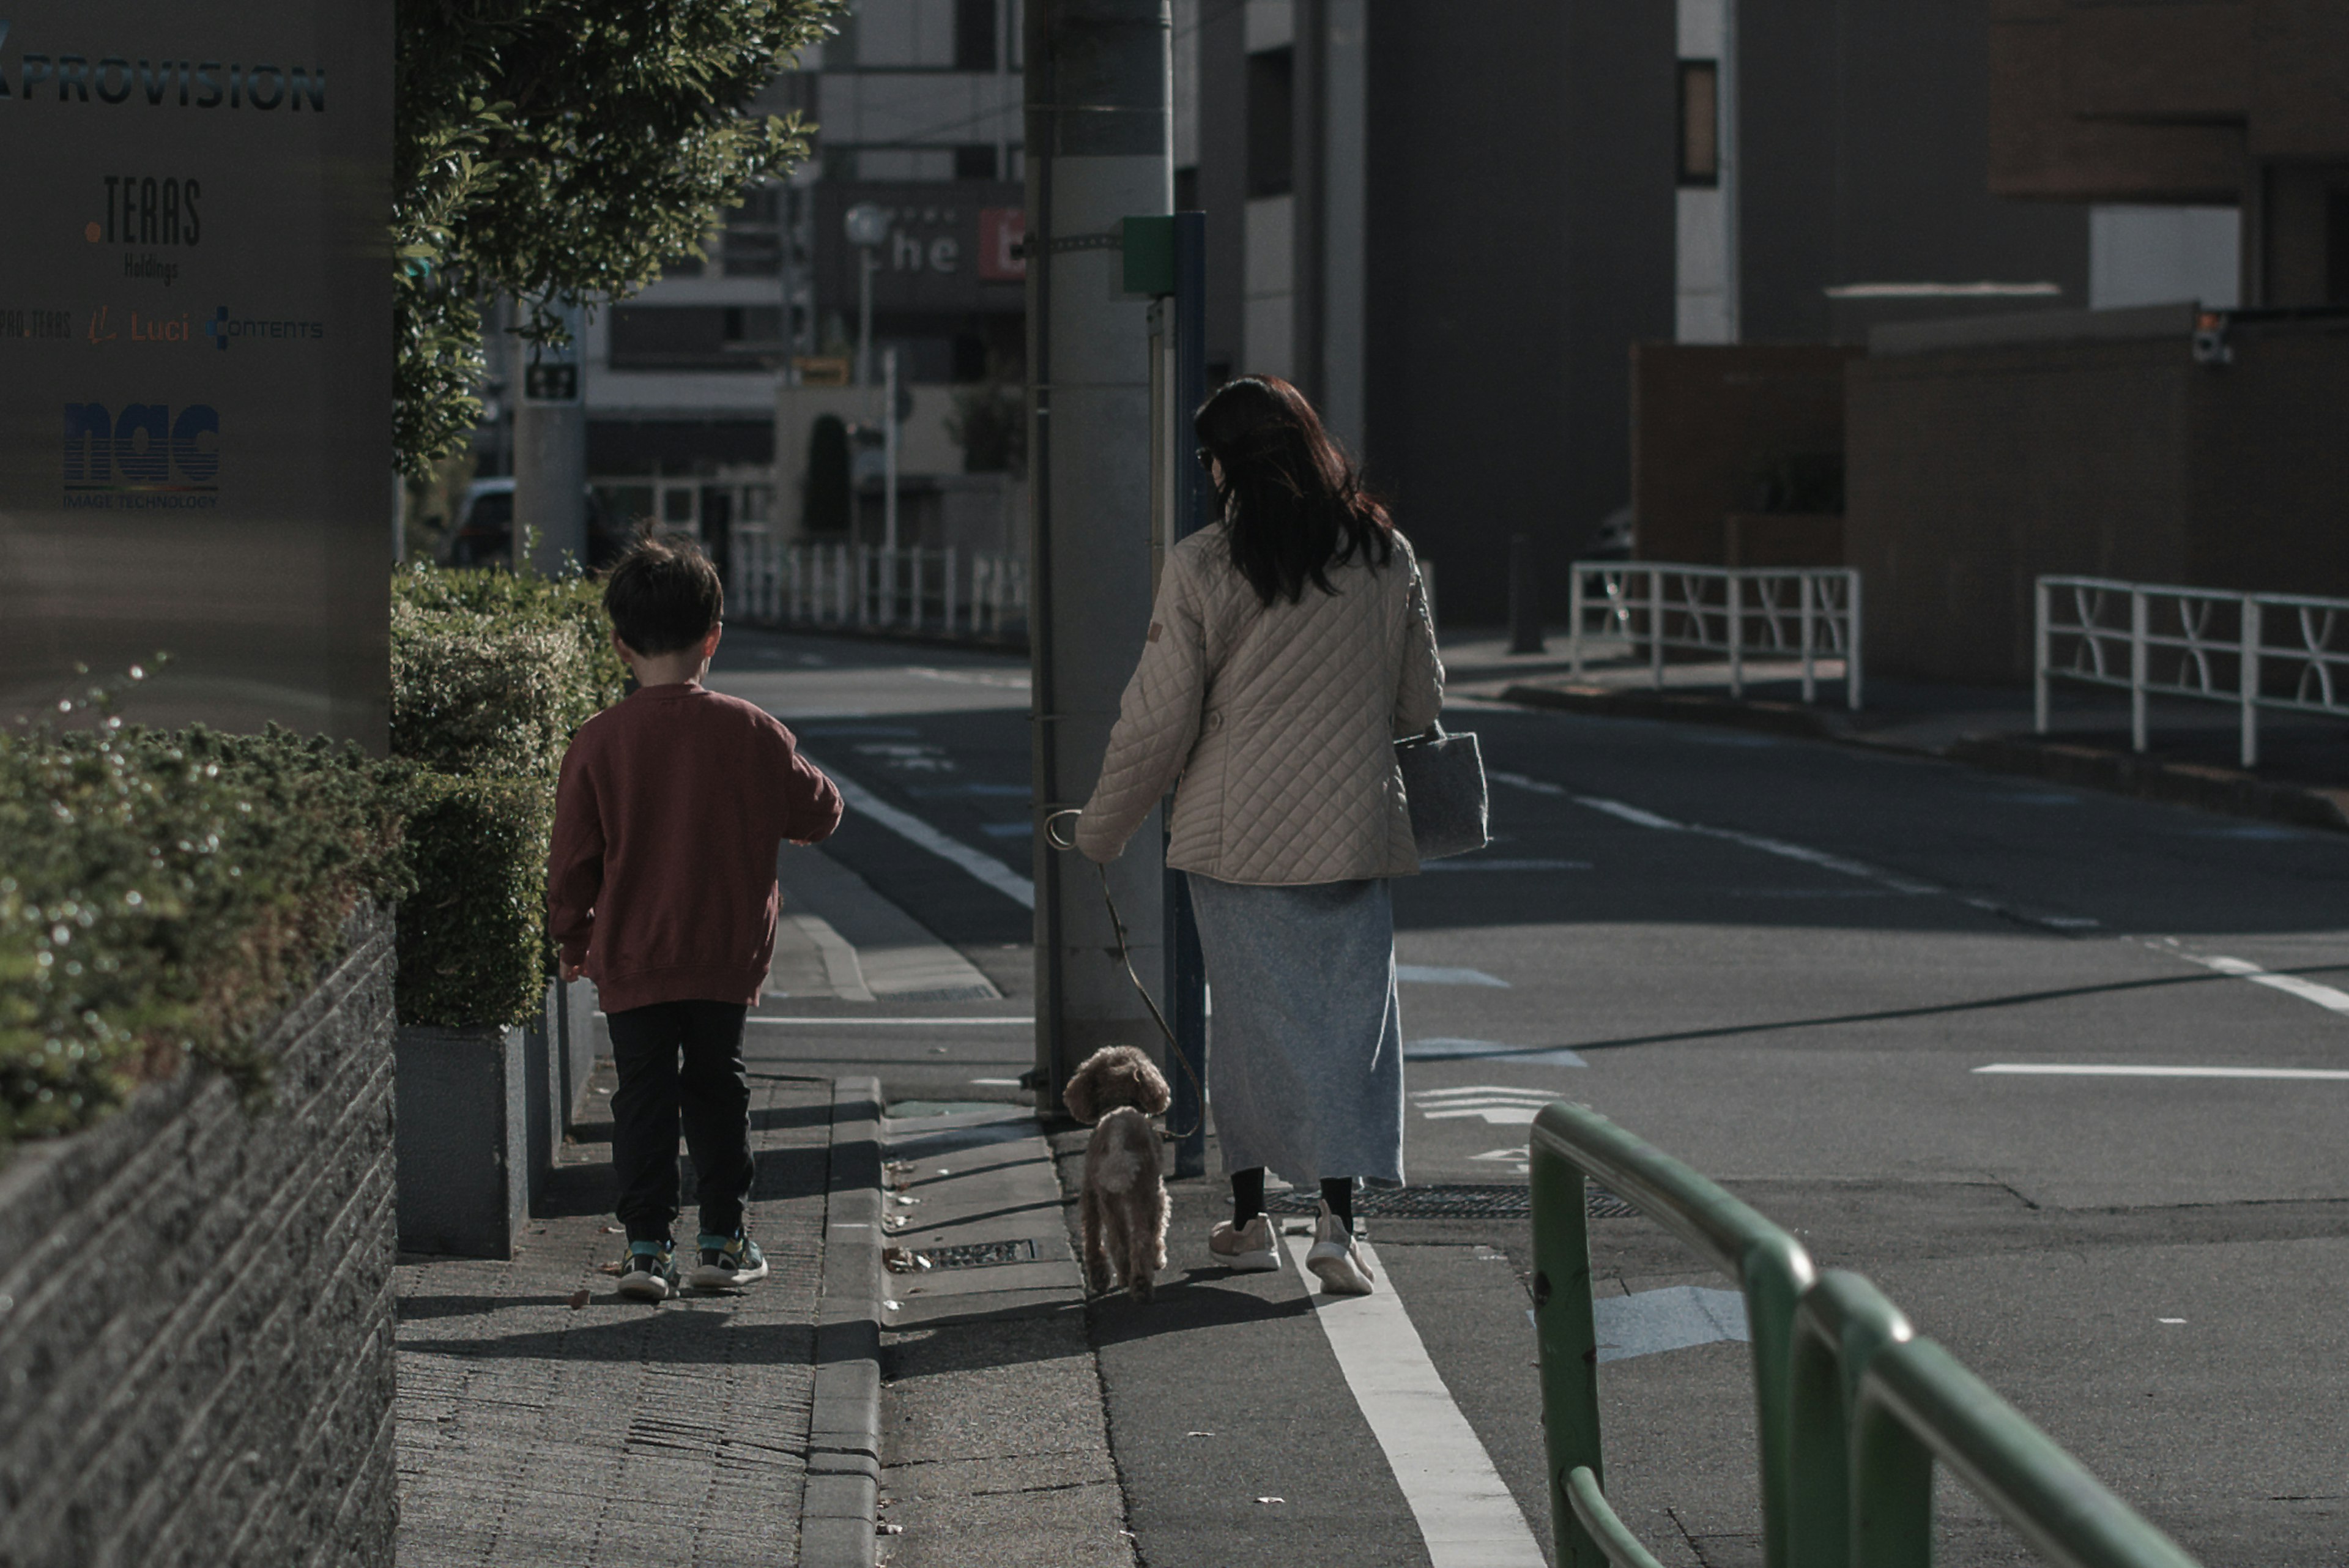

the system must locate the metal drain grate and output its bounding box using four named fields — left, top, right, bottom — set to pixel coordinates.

left=1262, top=1184, right=1638, bottom=1220
left=919, top=1238, right=1041, bottom=1270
